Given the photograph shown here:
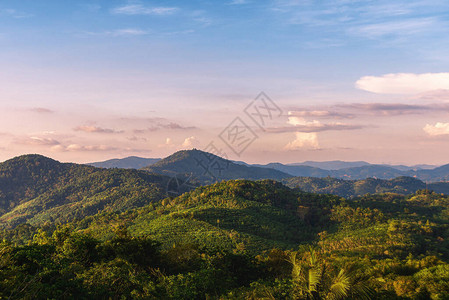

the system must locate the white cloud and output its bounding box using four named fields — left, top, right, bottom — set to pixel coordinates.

left=423, top=122, right=449, bottom=136
left=287, top=116, right=320, bottom=126
left=112, top=4, right=178, bottom=16
left=284, top=132, right=320, bottom=150
left=356, top=73, right=449, bottom=95
left=182, top=136, right=200, bottom=148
